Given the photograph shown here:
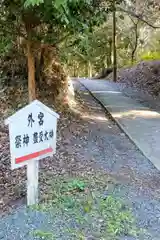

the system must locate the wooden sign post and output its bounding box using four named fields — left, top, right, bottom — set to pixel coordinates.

left=27, top=160, right=39, bottom=205
left=5, top=100, right=59, bottom=205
